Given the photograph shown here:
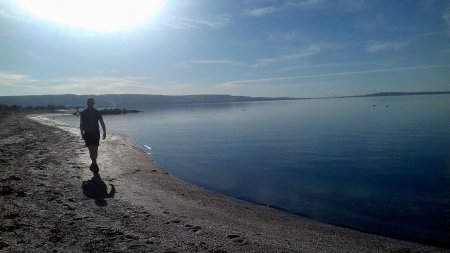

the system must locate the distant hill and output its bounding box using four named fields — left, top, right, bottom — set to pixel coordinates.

left=354, top=91, right=450, bottom=98
left=0, top=94, right=296, bottom=108
left=315, top=91, right=450, bottom=99
left=0, top=91, right=448, bottom=108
